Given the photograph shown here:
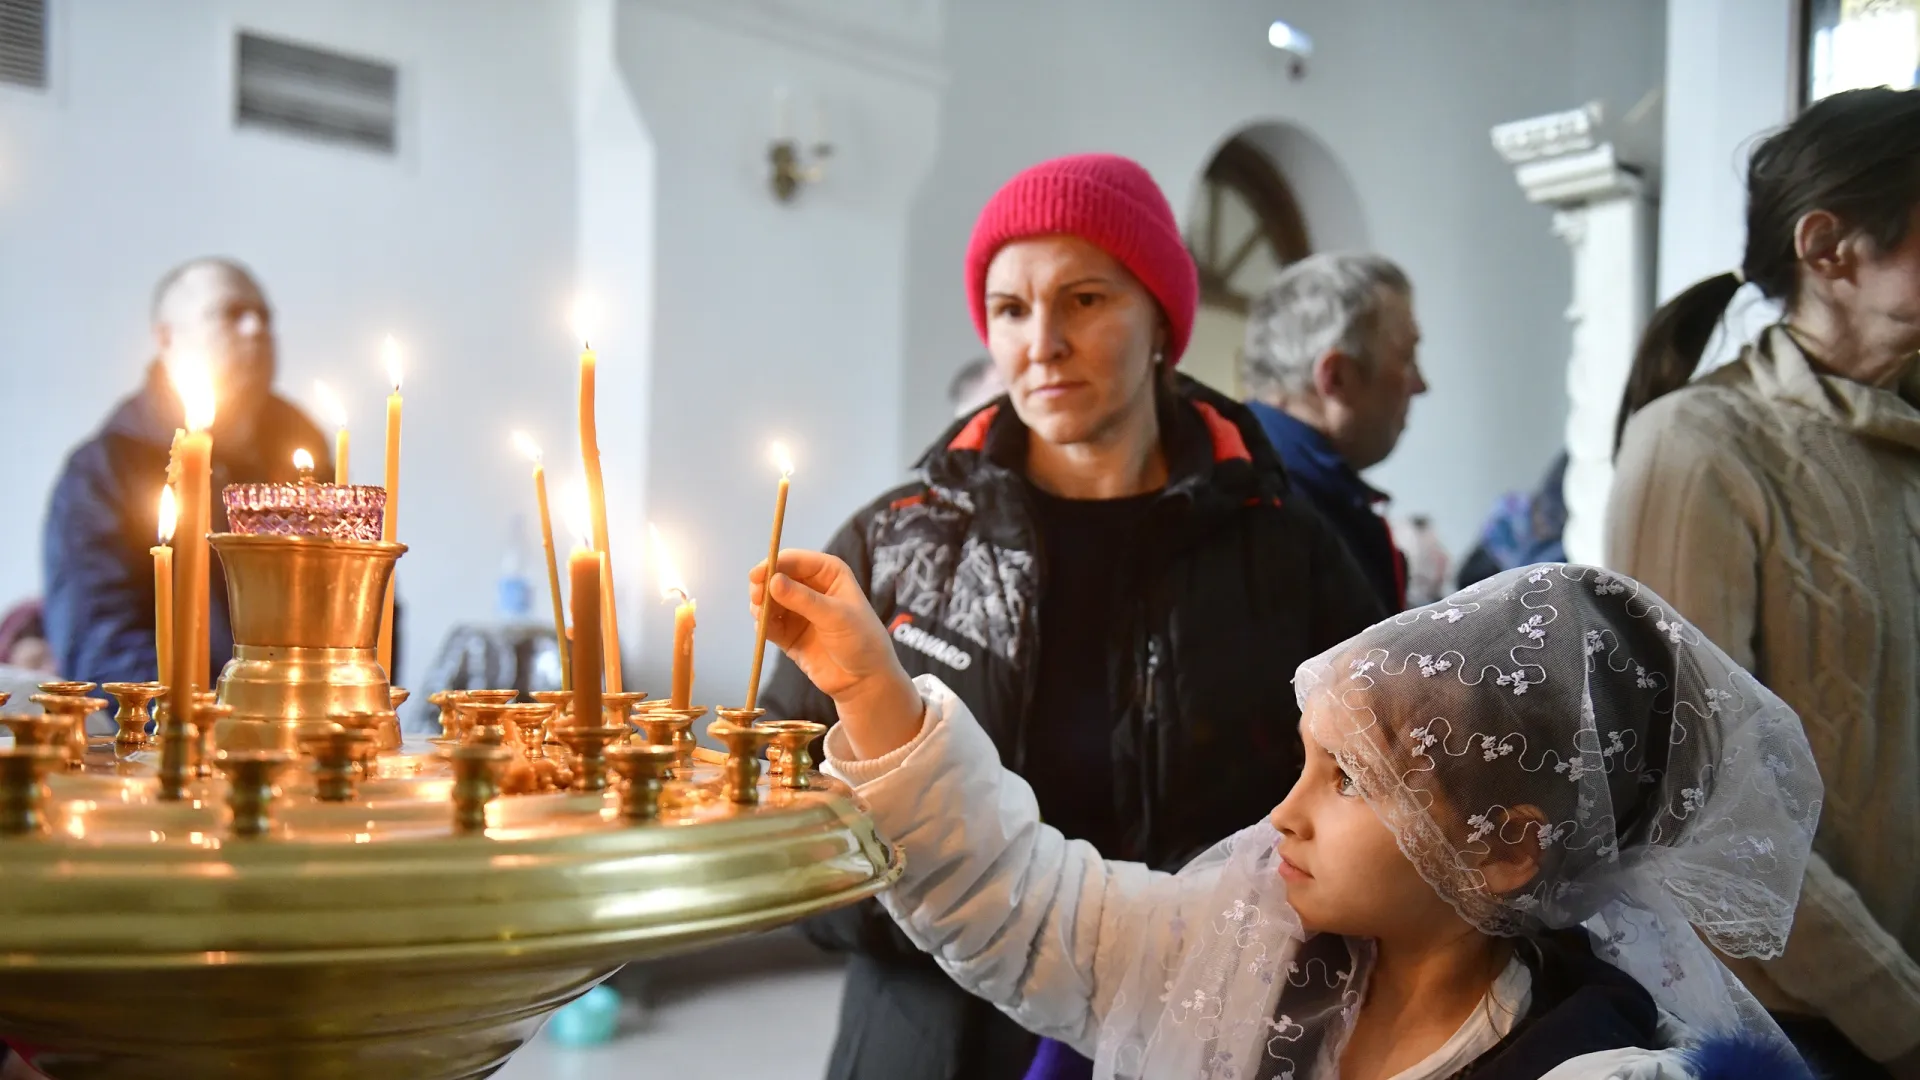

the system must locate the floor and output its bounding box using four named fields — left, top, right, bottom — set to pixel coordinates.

left=497, top=931, right=847, bottom=1080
